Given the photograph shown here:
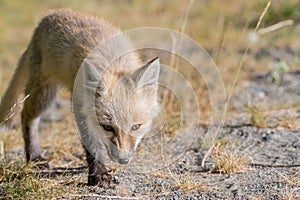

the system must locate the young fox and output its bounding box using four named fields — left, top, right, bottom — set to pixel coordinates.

left=0, top=9, right=160, bottom=186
